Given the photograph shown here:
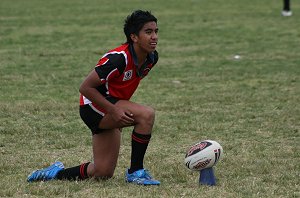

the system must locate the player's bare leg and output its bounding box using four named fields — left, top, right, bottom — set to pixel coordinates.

left=99, top=100, right=155, bottom=134
left=98, top=100, right=159, bottom=185
left=87, top=128, right=121, bottom=178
